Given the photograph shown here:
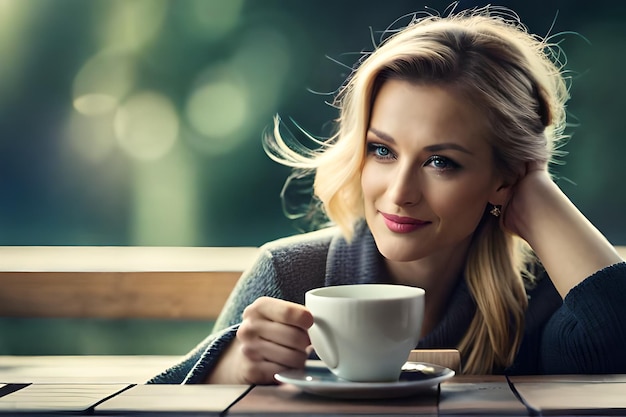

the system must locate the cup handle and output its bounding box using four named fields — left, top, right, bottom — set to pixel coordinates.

left=308, top=319, right=338, bottom=369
